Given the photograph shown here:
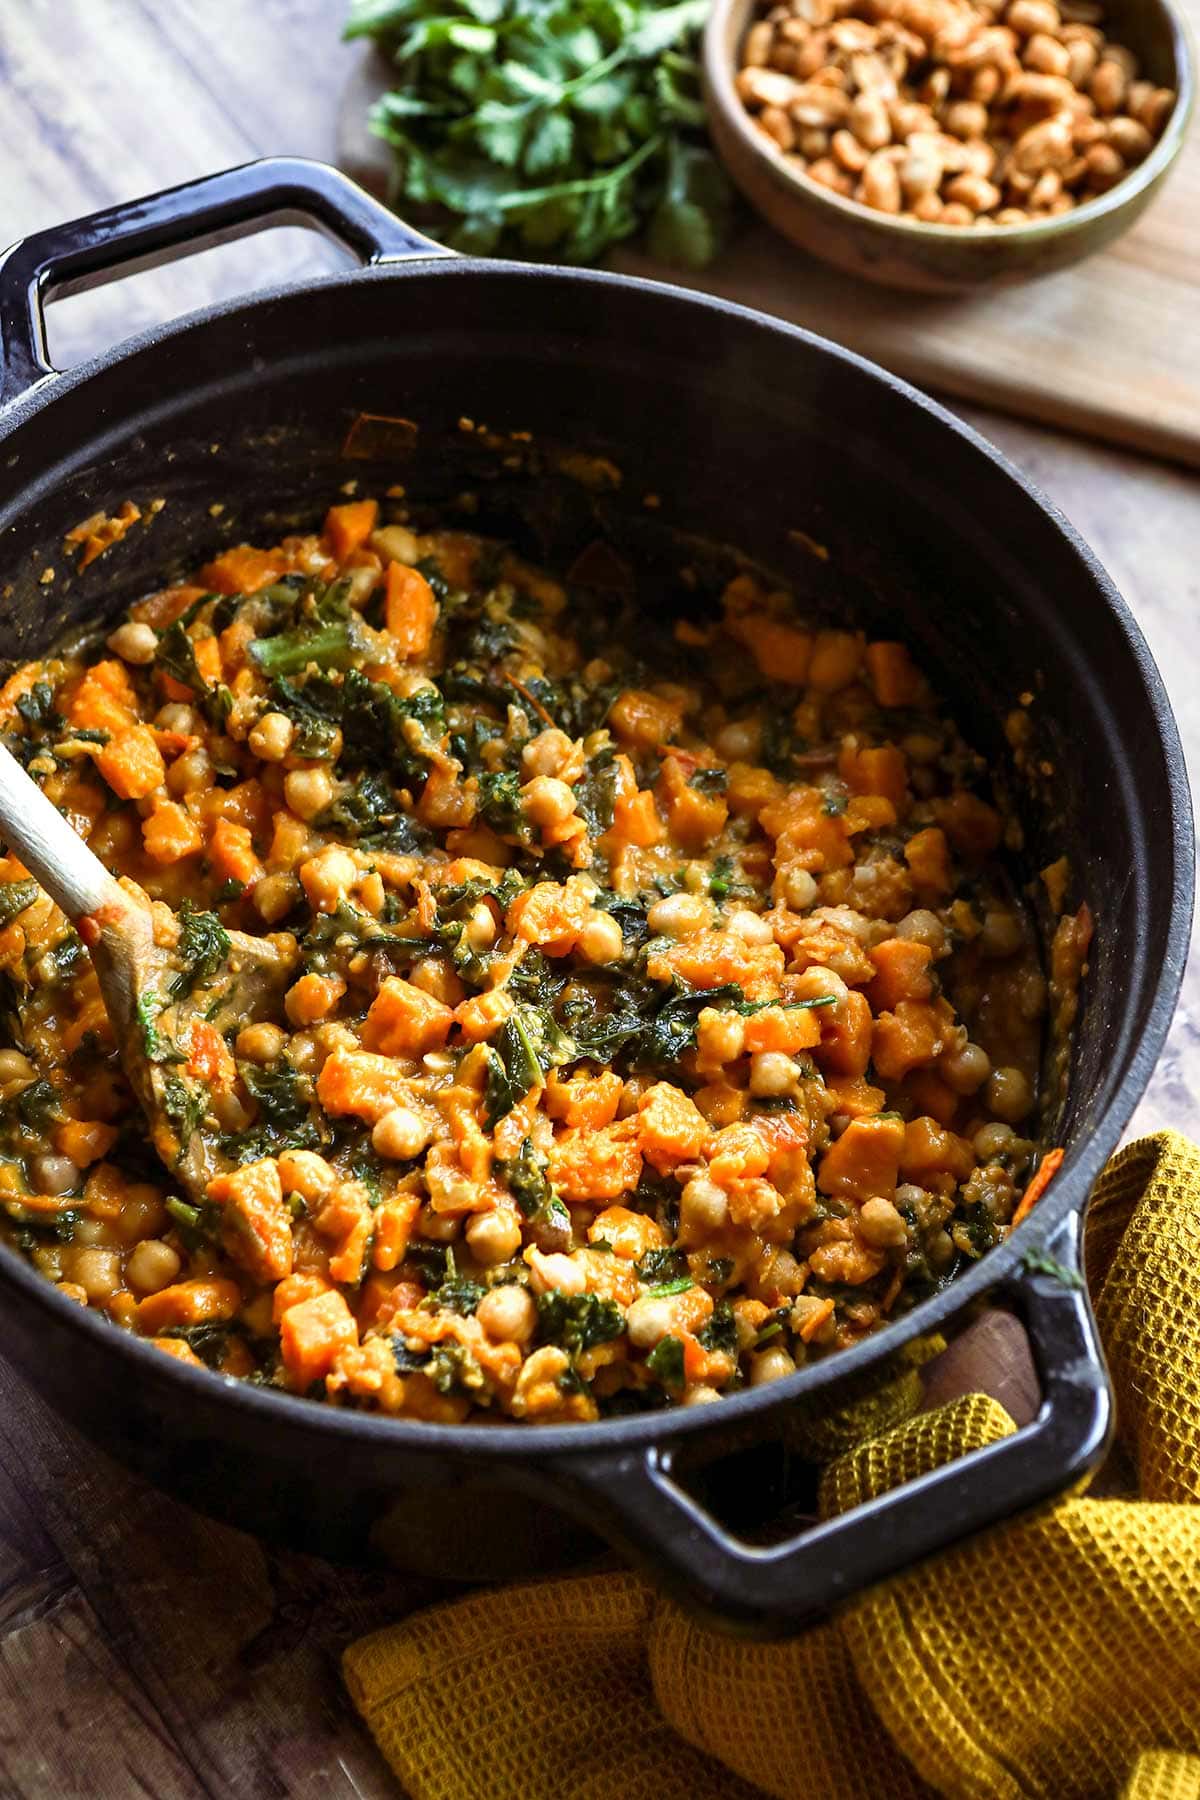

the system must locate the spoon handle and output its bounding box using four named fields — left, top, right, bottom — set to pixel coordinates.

left=0, top=740, right=122, bottom=920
